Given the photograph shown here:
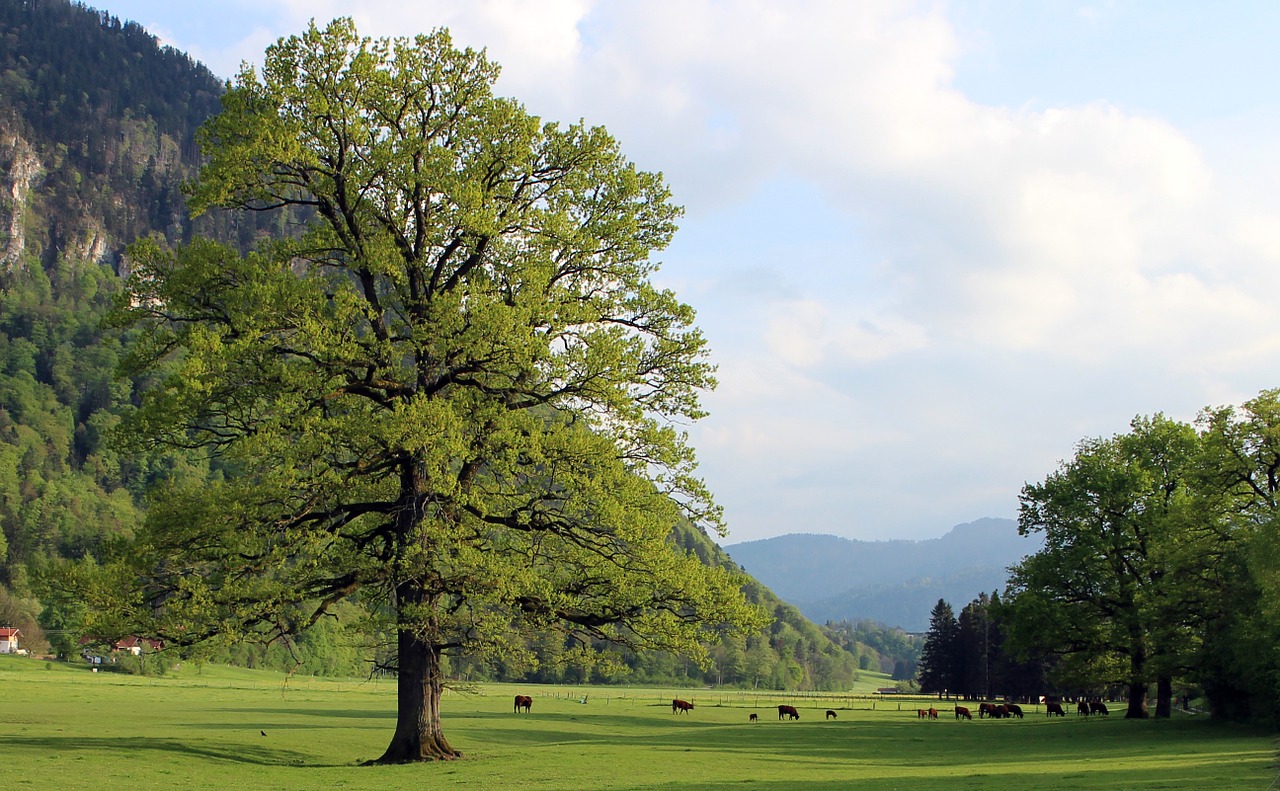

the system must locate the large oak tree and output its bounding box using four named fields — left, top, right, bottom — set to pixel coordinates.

left=104, top=19, right=765, bottom=762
